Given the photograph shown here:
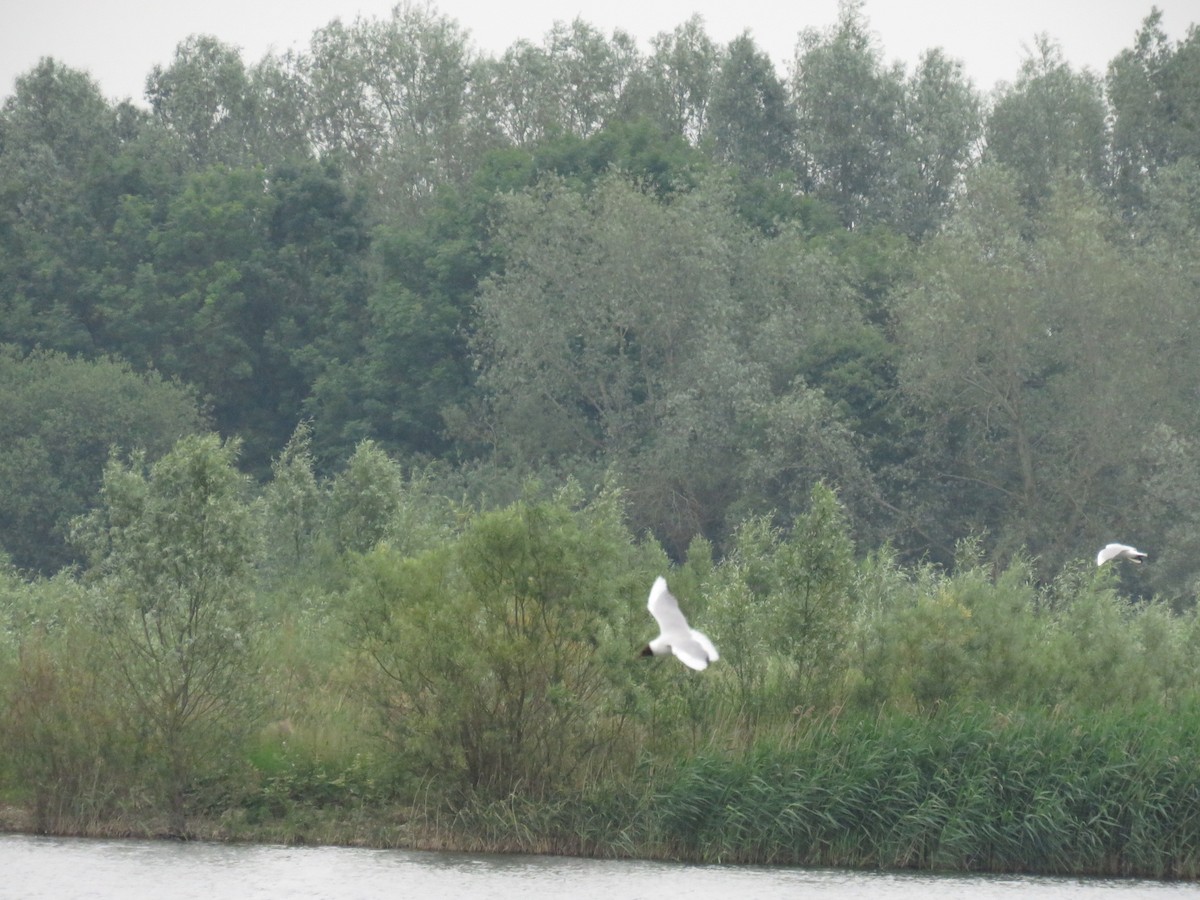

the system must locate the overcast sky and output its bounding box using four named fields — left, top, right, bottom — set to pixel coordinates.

left=3, top=0, right=1199, bottom=105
